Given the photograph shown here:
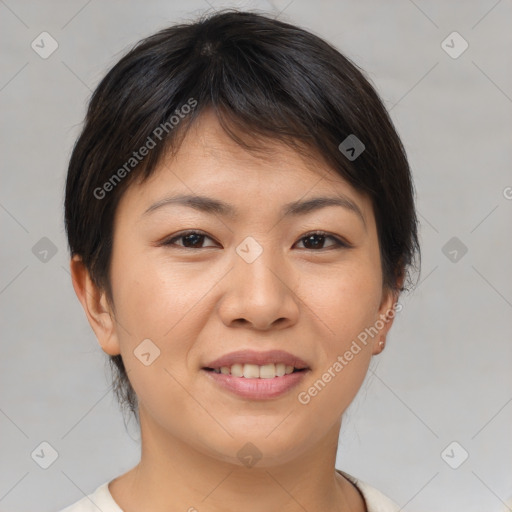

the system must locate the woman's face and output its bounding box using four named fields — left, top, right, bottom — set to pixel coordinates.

left=81, top=110, right=398, bottom=466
